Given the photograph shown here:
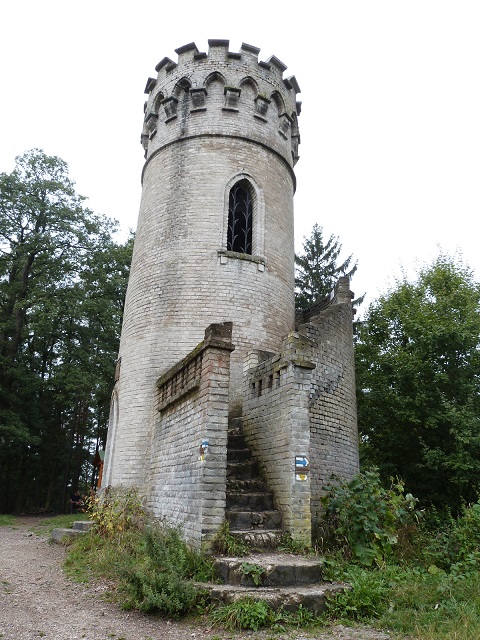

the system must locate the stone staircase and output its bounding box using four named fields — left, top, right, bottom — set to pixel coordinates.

left=51, top=520, right=92, bottom=543
left=200, top=552, right=347, bottom=615
left=226, top=418, right=283, bottom=549
left=215, top=420, right=348, bottom=613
